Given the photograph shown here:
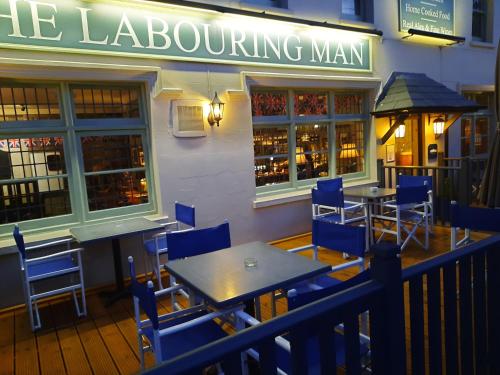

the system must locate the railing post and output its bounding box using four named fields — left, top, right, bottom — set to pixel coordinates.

left=377, top=158, right=385, bottom=188
left=458, top=157, right=471, bottom=205
left=370, top=242, right=406, bottom=374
